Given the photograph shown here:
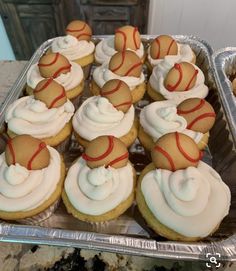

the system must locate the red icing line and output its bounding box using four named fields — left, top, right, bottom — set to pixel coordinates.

left=48, top=86, right=66, bottom=108
left=124, top=61, right=142, bottom=76
left=101, top=80, right=122, bottom=96
left=82, top=136, right=114, bottom=162
left=27, top=142, right=47, bottom=170
left=34, top=78, right=54, bottom=93
left=177, top=99, right=205, bottom=114
left=111, top=51, right=125, bottom=73
left=154, top=145, right=176, bottom=171
left=187, top=113, right=216, bottom=129
left=38, top=53, right=59, bottom=67
left=66, top=22, right=86, bottom=32
left=166, top=63, right=183, bottom=92
left=154, top=38, right=161, bottom=59
left=107, top=152, right=129, bottom=167
left=7, top=139, right=16, bottom=165
left=133, top=27, right=139, bottom=50
left=76, top=33, right=91, bottom=39
left=114, top=101, right=132, bottom=108
left=52, top=64, right=71, bottom=78
left=184, top=69, right=198, bottom=91
left=115, top=29, right=127, bottom=51
left=167, top=39, right=175, bottom=55
left=175, top=132, right=201, bottom=163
